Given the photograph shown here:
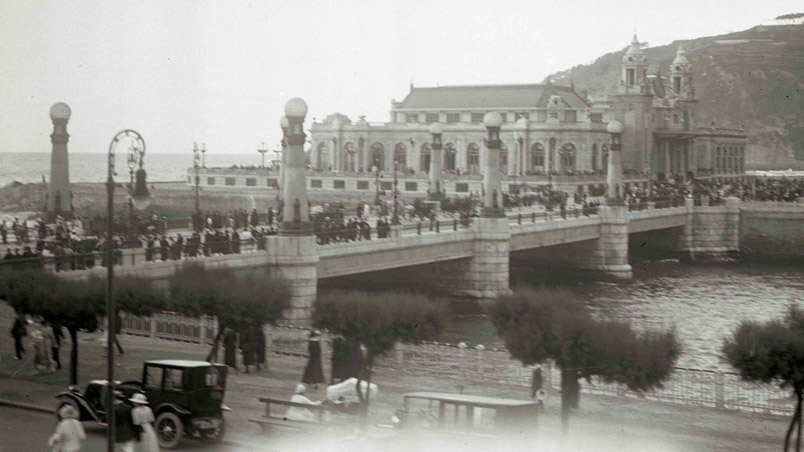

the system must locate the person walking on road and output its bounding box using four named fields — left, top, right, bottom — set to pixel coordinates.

left=130, top=393, right=160, bottom=452
left=114, top=391, right=140, bottom=452
left=302, top=330, right=324, bottom=389
left=11, top=313, right=27, bottom=360
left=49, top=405, right=86, bottom=452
